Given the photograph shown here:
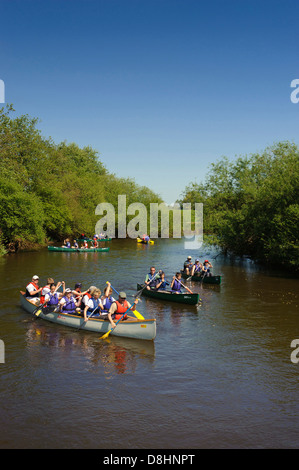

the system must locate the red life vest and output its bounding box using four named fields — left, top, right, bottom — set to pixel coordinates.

left=114, top=300, right=129, bottom=320
left=25, top=281, right=40, bottom=298
left=40, top=285, right=50, bottom=304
